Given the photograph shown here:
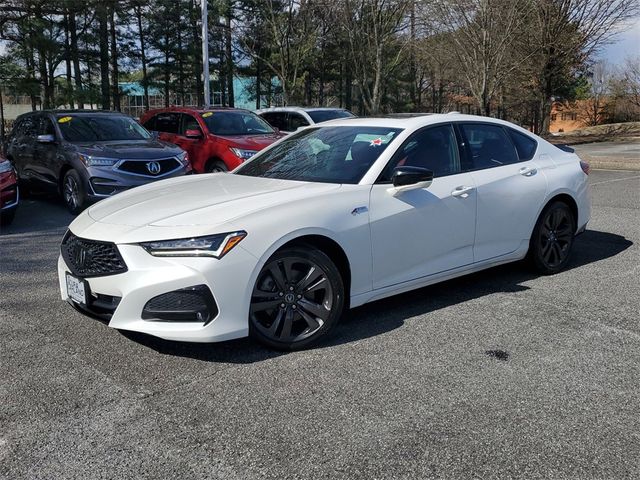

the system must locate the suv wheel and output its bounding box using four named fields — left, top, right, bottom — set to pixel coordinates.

left=207, top=160, right=228, bottom=173
left=62, top=169, right=87, bottom=215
